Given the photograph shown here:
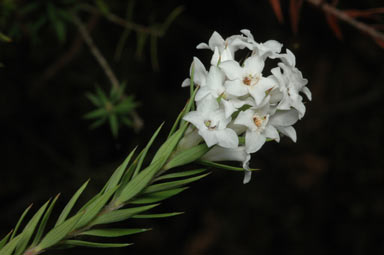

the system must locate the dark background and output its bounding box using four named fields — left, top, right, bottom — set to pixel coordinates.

left=1, top=0, right=384, bottom=254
